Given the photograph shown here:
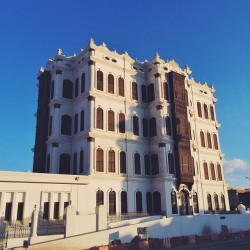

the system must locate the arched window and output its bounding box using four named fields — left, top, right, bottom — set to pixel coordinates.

left=168, top=153, right=175, bottom=174
left=118, top=77, right=124, bottom=96
left=146, top=192, right=153, bottom=214
left=97, top=70, right=103, bottom=91
left=59, top=153, right=70, bottom=174
left=213, top=134, right=218, bottom=150
left=108, top=110, right=115, bottom=131
left=221, top=194, right=226, bottom=210
left=153, top=191, right=161, bottom=214
left=217, top=164, right=222, bottom=181
left=210, top=105, right=215, bottom=121
left=210, top=163, right=216, bottom=180
left=109, top=191, right=116, bottom=215
left=46, top=154, right=50, bottom=173
left=63, top=80, right=73, bottom=99
left=171, top=191, right=178, bottom=214
left=149, top=117, right=157, bottom=137
left=142, top=118, right=148, bottom=137
left=108, top=74, right=114, bottom=94
left=141, top=85, right=147, bottom=103
left=80, top=110, right=84, bottom=131
left=132, top=82, right=138, bottom=100
left=134, top=153, right=141, bottom=174
left=96, top=190, right=104, bottom=206
left=73, top=152, right=77, bottom=175
left=61, top=115, right=72, bottom=135
left=144, top=155, right=151, bottom=175
left=136, top=191, right=142, bottom=212
left=81, top=73, right=85, bottom=93
left=96, top=148, right=104, bottom=172
left=118, top=113, right=125, bottom=133
left=207, top=132, right=212, bottom=148
left=166, top=116, right=172, bottom=136
left=96, top=108, right=103, bottom=129
left=214, top=194, right=219, bottom=210
left=151, top=154, right=159, bottom=175
left=121, top=191, right=127, bottom=214
left=75, top=78, right=79, bottom=97
left=120, top=151, right=126, bottom=174
left=204, top=104, right=209, bottom=119
left=49, top=116, right=52, bottom=136
left=50, top=80, right=54, bottom=100
left=193, top=192, right=199, bottom=213
left=200, top=131, right=205, bottom=147
left=147, top=84, right=155, bottom=102
left=79, top=150, right=84, bottom=173
left=74, top=114, right=78, bottom=134
left=133, top=115, right=139, bottom=136
left=197, top=101, right=202, bottom=118
left=204, top=162, right=209, bottom=180
left=207, top=194, right=212, bottom=211
left=163, top=82, right=169, bottom=101
left=108, top=150, right=115, bottom=173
